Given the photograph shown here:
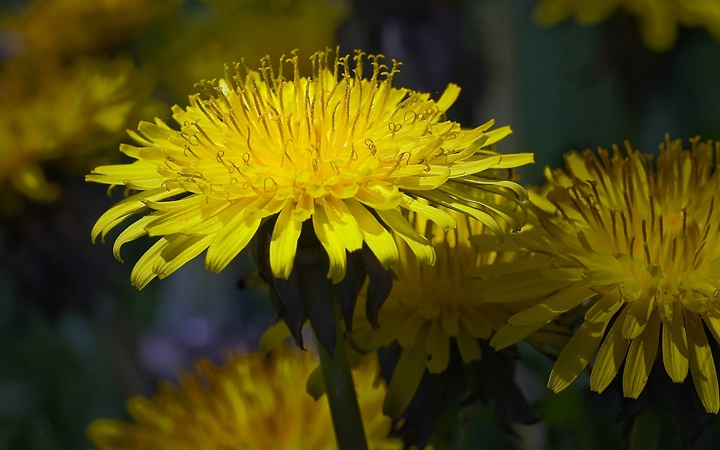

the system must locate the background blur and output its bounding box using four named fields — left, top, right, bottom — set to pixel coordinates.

left=1, top=0, right=720, bottom=449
